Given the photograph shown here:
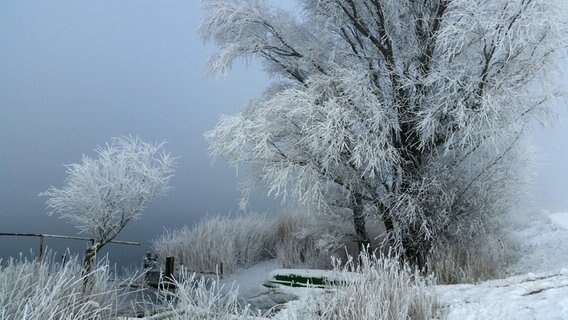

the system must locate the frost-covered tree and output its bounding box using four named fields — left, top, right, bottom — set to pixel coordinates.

left=203, top=0, right=567, bottom=266
left=40, top=136, right=175, bottom=269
